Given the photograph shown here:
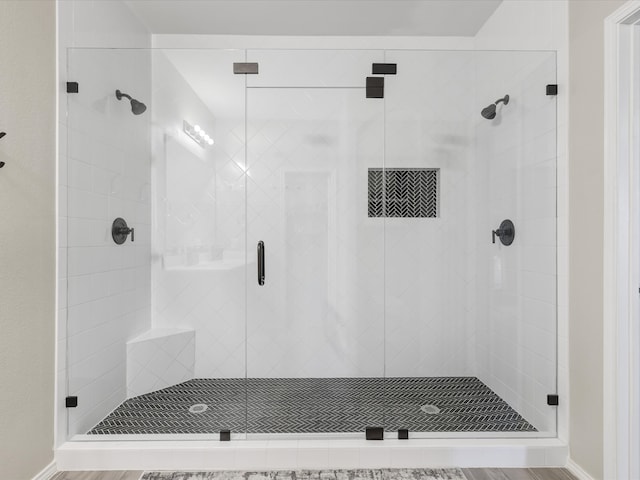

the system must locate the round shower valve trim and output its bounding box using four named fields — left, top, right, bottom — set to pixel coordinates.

left=492, top=219, right=515, bottom=246
left=112, top=217, right=134, bottom=244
